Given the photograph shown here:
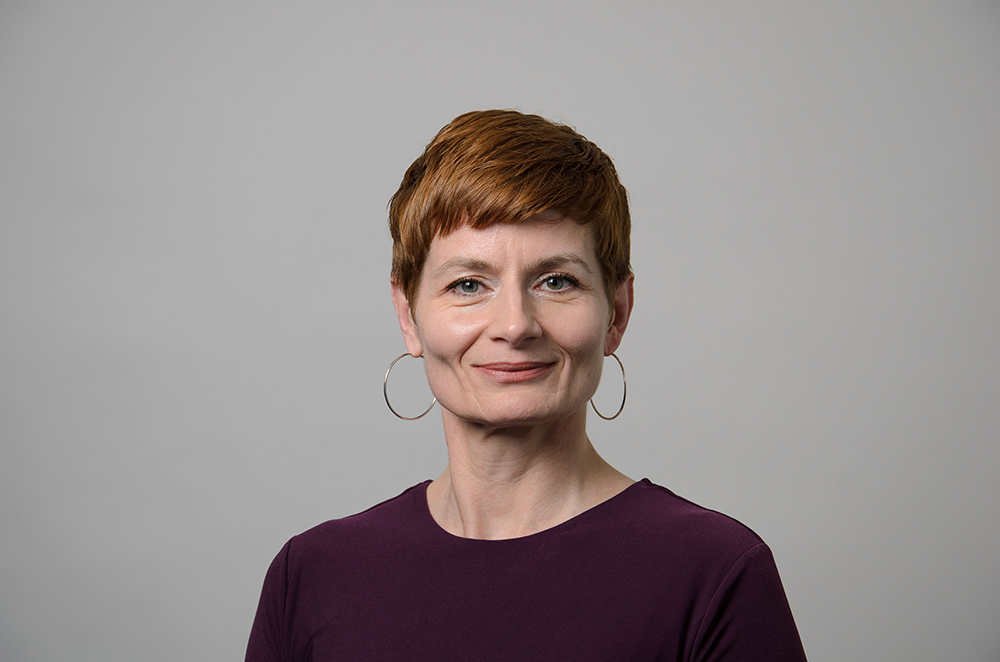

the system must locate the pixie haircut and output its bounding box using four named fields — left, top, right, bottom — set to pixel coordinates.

left=388, top=109, right=631, bottom=305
